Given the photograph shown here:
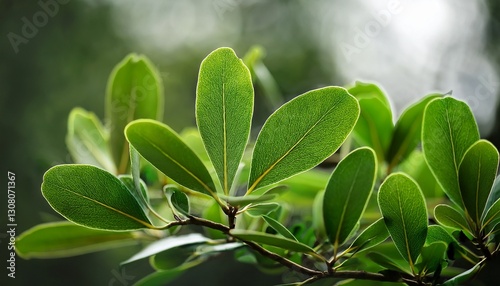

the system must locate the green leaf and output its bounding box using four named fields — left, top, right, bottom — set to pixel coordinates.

left=121, top=233, right=210, bottom=265
left=347, top=81, right=391, bottom=108
left=417, top=241, right=447, bottom=274
left=66, top=108, right=116, bottom=173
left=42, top=165, right=153, bottom=230
left=387, top=94, right=441, bottom=168
left=171, top=190, right=190, bottom=216
left=459, top=140, right=499, bottom=224
left=229, top=229, right=317, bottom=256
left=378, top=173, right=428, bottom=271
left=426, top=225, right=457, bottom=246
left=263, top=215, right=297, bottom=241
left=486, top=176, right=500, bottom=212
left=434, top=204, right=472, bottom=236
left=16, top=222, right=136, bottom=259
left=440, top=263, right=482, bottom=286
left=422, top=97, right=480, bottom=209
left=323, top=147, right=377, bottom=250
left=348, top=218, right=389, bottom=255
left=134, top=262, right=201, bottom=286
left=118, top=175, right=149, bottom=205
left=219, top=193, right=277, bottom=207
left=196, top=47, right=254, bottom=195
left=125, top=120, right=218, bottom=199
left=352, top=97, right=393, bottom=162
left=248, top=86, right=359, bottom=192
left=482, top=199, right=500, bottom=232
left=367, top=252, right=412, bottom=274
left=105, top=54, right=164, bottom=174
left=246, top=202, right=280, bottom=217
